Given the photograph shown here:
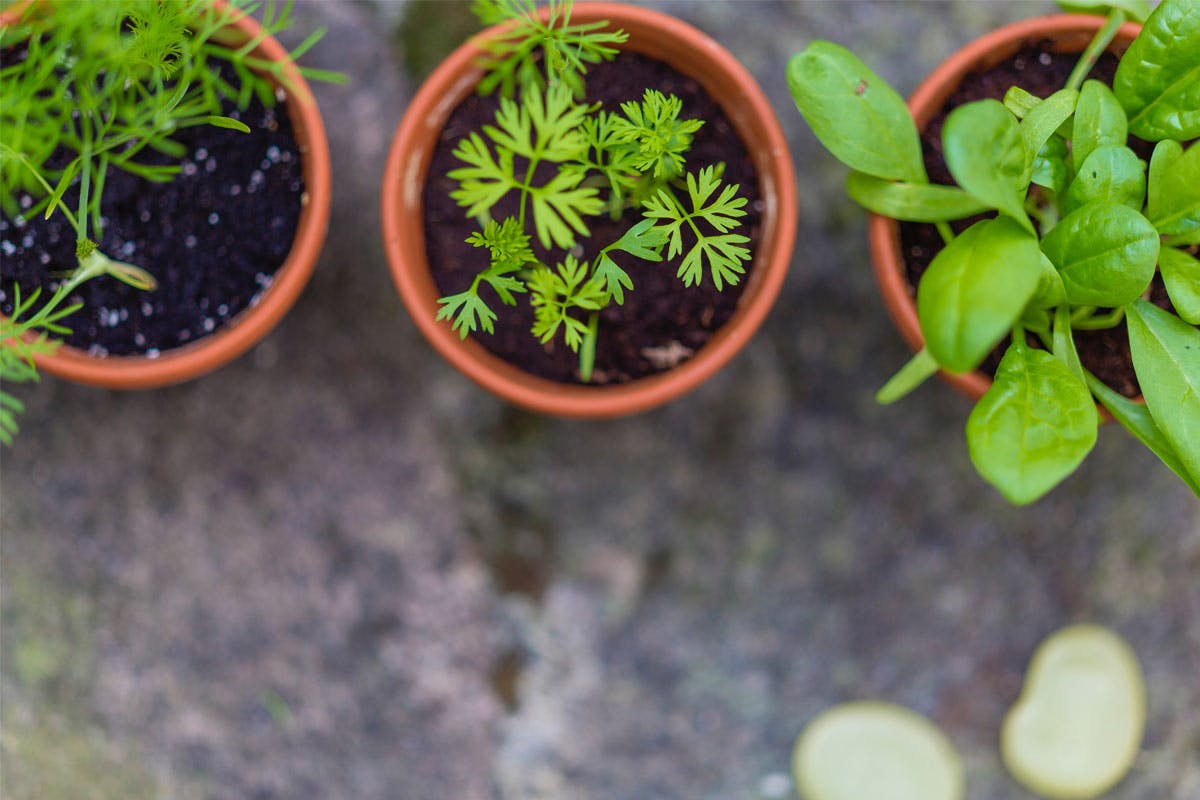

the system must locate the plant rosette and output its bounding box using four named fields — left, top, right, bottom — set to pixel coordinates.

left=790, top=0, right=1200, bottom=503
left=0, top=0, right=331, bottom=392
left=382, top=1, right=796, bottom=418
